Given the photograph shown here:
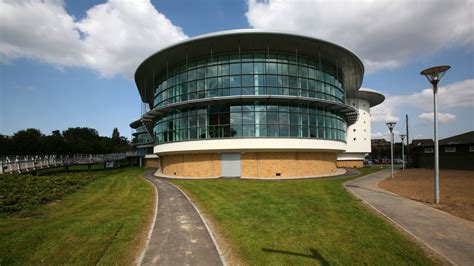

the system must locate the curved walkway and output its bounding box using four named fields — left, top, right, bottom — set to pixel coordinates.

left=345, top=168, right=474, bottom=265
left=141, top=172, right=223, bottom=266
